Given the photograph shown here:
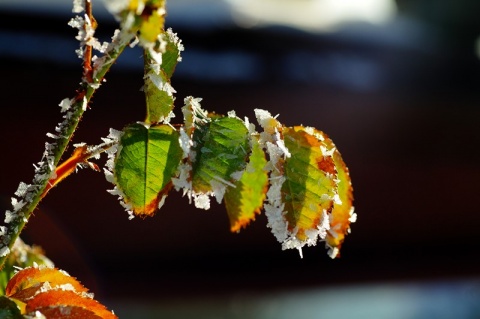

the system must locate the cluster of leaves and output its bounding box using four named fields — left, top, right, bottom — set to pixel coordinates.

left=0, top=0, right=356, bottom=317
left=108, top=100, right=355, bottom=257
left=100, top=2, right=356, bottom=257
